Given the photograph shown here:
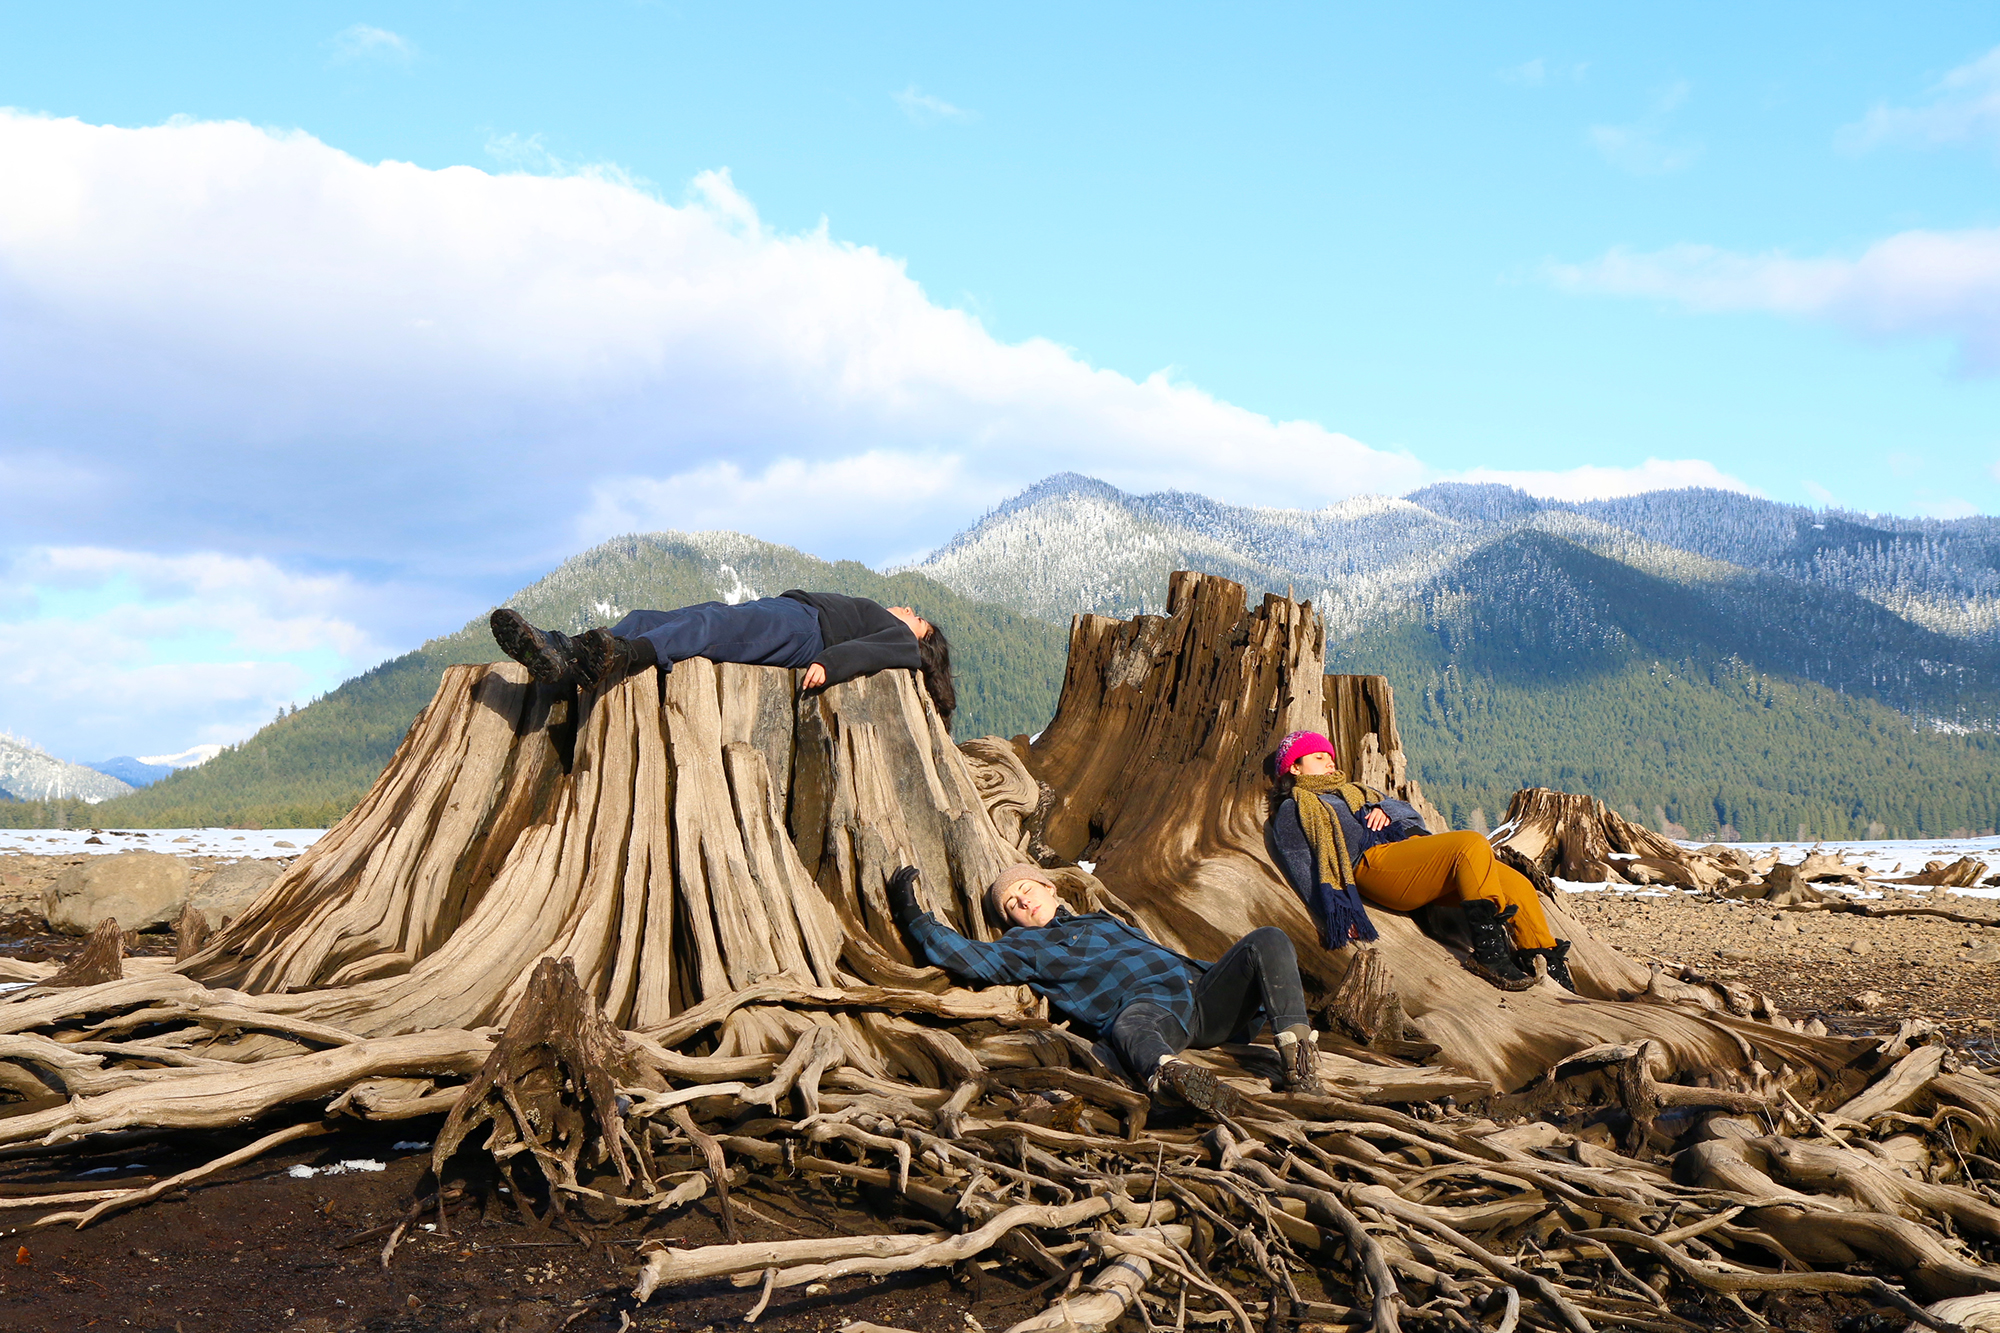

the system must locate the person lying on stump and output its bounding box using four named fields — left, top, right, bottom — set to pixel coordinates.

left=886, top=863, right=1325, bottom=1117
left=1269, top=729, right=1575, bottom=991
left=489, top=590, right=955, bottom=724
